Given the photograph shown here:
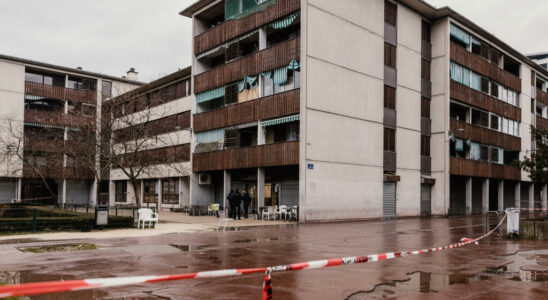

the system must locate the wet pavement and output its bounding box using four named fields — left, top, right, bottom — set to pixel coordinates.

left=1, top=216, right=548, bottom=299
